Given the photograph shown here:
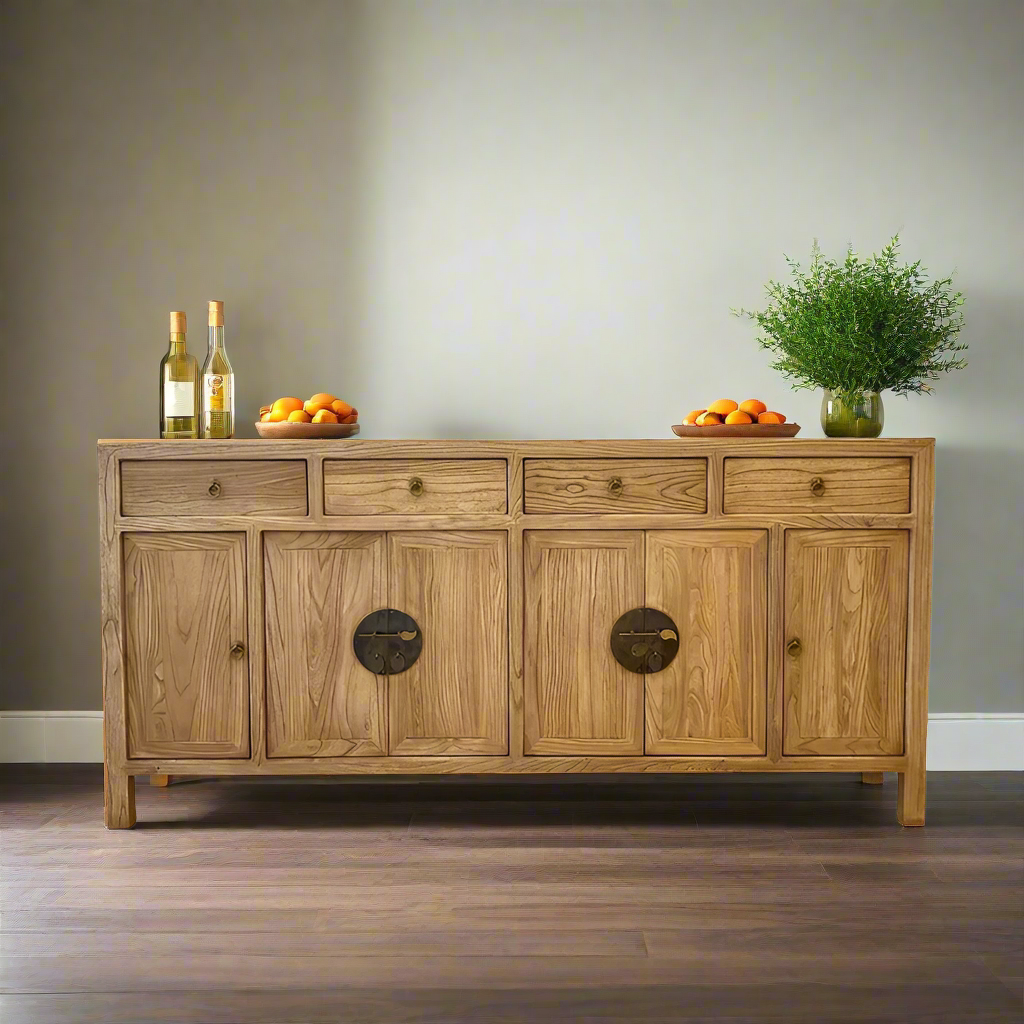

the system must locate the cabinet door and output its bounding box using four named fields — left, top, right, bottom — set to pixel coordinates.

left=264, top=532, right=386, bottom=757
left=784, top=530, right=908, bottom=755
left=524, top=531, right=644, bottom=755
left=388, top=532, right=507, bottom=755
left=124, top=533, right=248, bottom=758
left=646, top=530, right=767, bottom=755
